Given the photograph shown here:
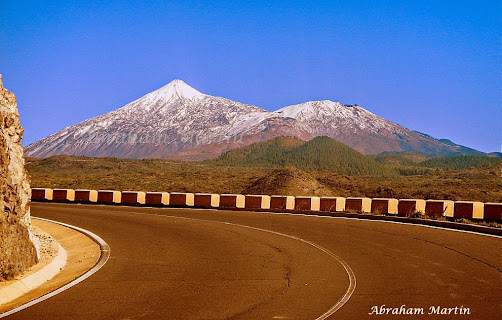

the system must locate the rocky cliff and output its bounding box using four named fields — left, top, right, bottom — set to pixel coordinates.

left=0, top=74, right=39, bottom=280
